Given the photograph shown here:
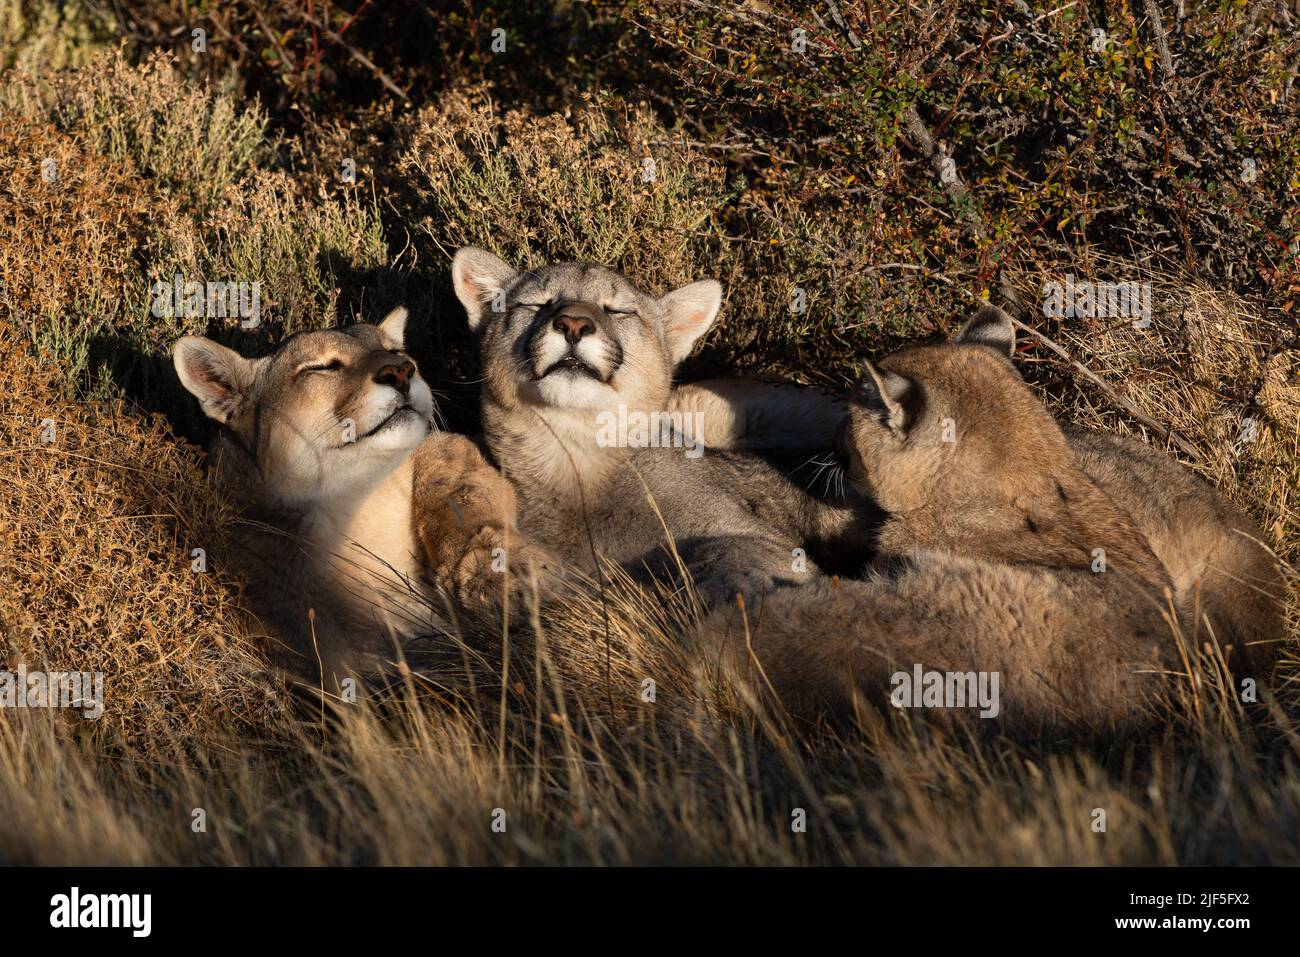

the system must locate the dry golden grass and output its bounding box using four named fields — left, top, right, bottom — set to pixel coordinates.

left=2, top=283, right=1298, bottom=863
left=0, top=46, right=1297, bottom=867
left=0, top=322, right=287, bottom=748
